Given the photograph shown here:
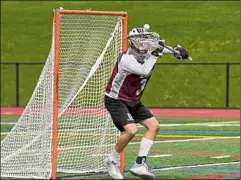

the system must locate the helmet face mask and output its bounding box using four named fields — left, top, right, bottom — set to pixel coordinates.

left=127, top=27, right=160, bottom=62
